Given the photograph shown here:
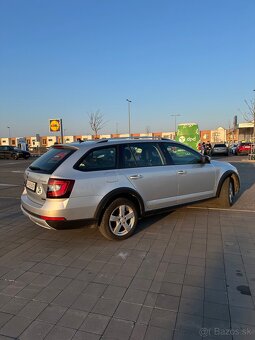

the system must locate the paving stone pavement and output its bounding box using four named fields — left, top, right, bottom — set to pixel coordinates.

left=0, top=204, right=255, bottom=340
